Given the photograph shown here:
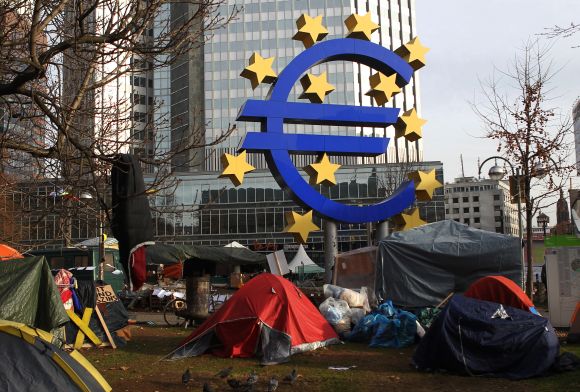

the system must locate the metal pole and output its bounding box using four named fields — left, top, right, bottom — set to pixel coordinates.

left=98, top=208, right=105, bottom=281
left=376, top=220, right=390, bottom=244
left=323, top=220, right=337, bottom=284
left=515, top=168, right=524, bottom=290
